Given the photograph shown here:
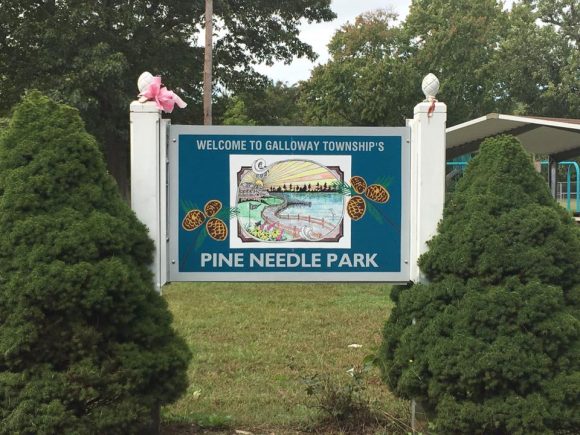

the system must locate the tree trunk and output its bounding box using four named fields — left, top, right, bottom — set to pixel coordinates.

left=203, top=0, right=213, bottom=125
left=141, top=402, right=161, bottom=435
